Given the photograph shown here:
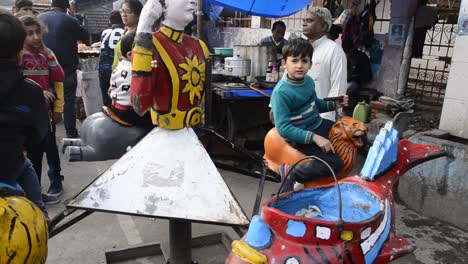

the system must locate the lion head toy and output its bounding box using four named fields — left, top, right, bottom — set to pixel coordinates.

left=264, top=116, right=368, bottom=187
